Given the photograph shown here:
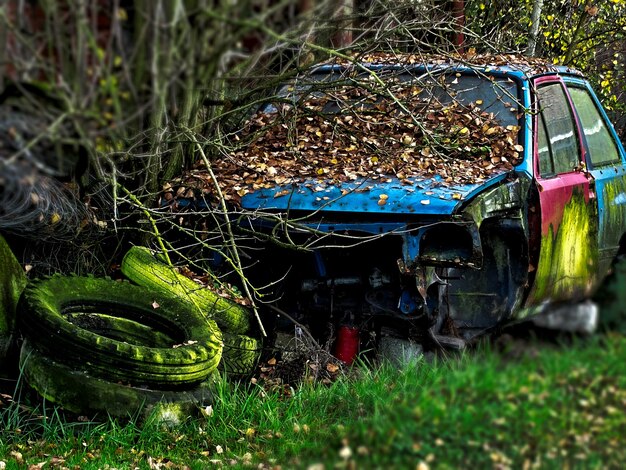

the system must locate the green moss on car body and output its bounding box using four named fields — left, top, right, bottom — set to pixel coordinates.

left=528, top=189, right=597, bottom=305
left=599, top=177, right=626, bottom=259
